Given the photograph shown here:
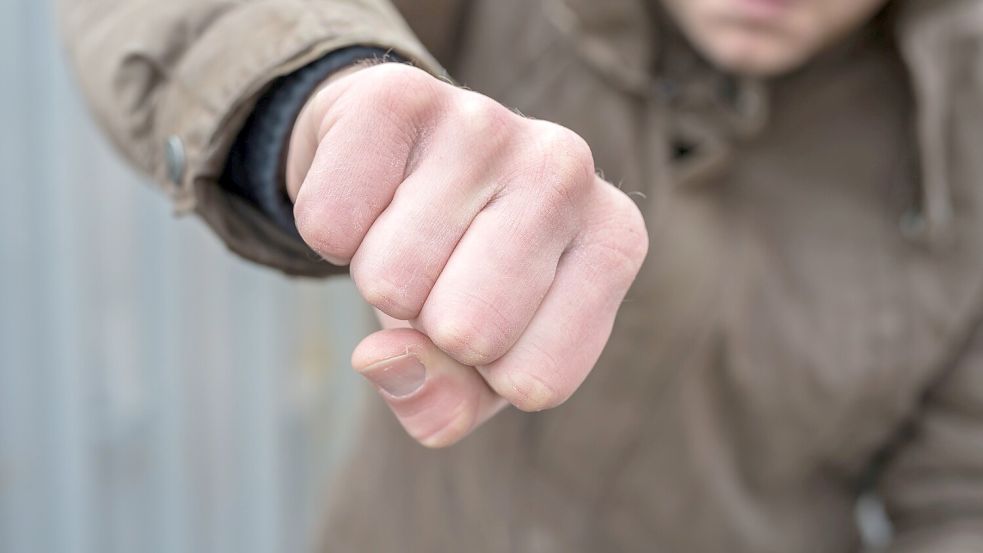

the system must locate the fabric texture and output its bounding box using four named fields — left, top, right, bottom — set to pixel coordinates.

left=57, top=0, right=448, bottom=276
left=58, top=0, right=983, bottom=551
